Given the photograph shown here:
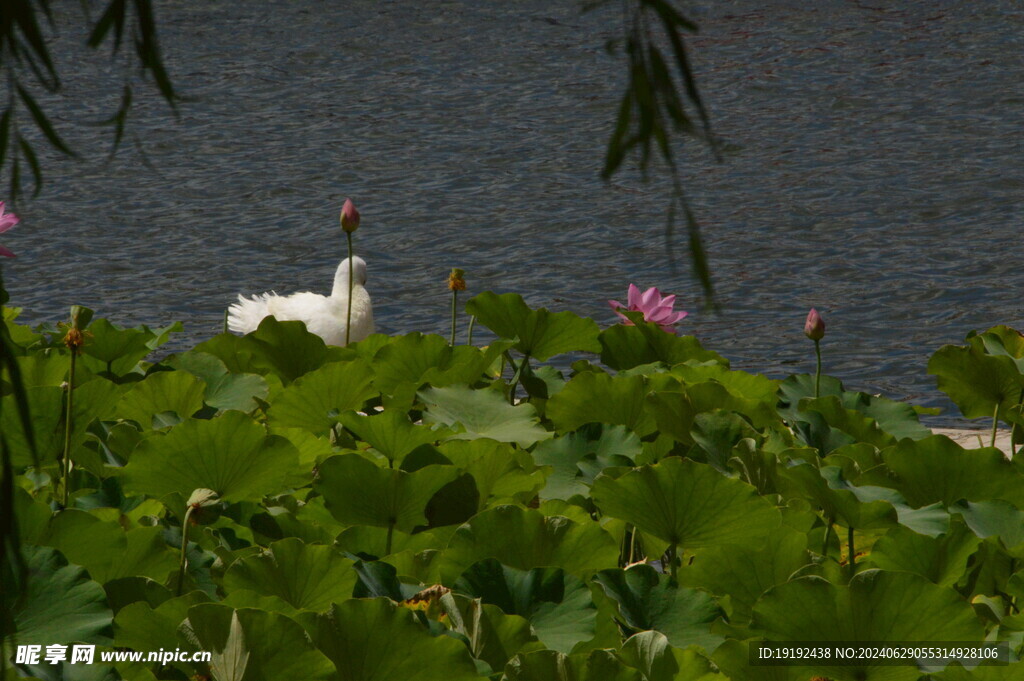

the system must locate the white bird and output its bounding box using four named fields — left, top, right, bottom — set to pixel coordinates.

left=227, top=255, right=375, bottom=346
